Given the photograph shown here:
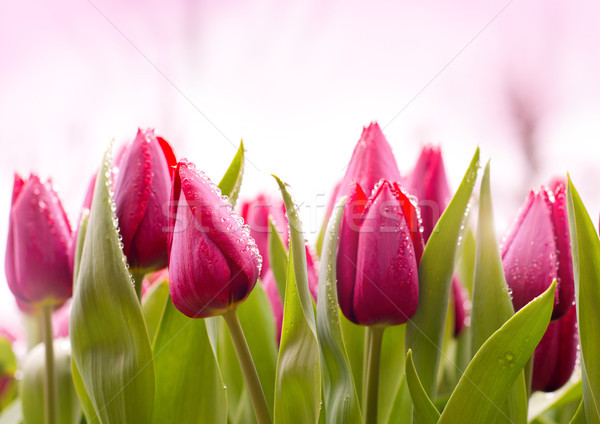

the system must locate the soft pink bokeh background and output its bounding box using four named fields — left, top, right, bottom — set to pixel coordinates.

left=2, top=0, right=600, bottom=318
